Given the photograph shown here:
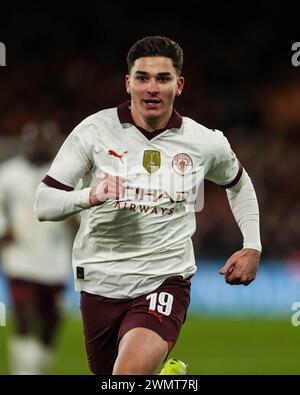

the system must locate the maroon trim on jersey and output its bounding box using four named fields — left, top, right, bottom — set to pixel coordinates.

left=221, top=161, right=243, bottom=189
left=117, top=101, right=182, bottom=140
left=42, top=175, right=74, bottom=191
